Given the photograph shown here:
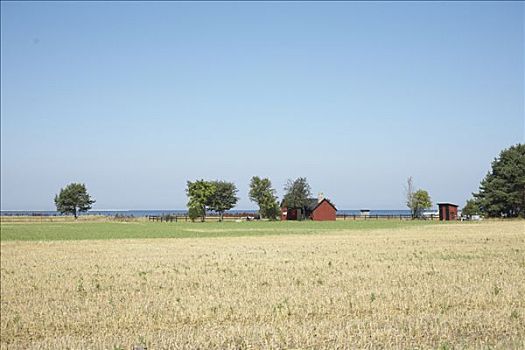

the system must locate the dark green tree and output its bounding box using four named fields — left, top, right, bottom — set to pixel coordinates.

left=412, top=190, right=432, bottom=218
left=283, top=177, right=311, bottom=220
left=462, top=198, right=481, bottom=217
left=249, top=176, right=280, bottom=220
left=473, top=144, right=525, bottom=218
left=405, top=177, right=432, bottom=219
left=54, top=183, right=95, bottom=218
left=188, top=206, right=202, bottom=222
left=207, top=181, right=239, bottom=222
left=263, top=201, right=281, bottom=221
left=186, top=180, right=216, bottom=222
